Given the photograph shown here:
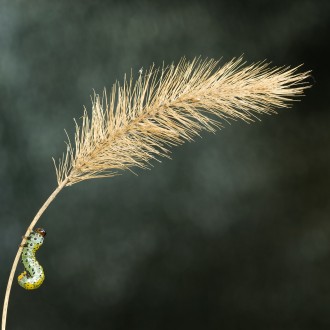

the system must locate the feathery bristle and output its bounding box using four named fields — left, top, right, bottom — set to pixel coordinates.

left=54, top=57, right=311, bottom=186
